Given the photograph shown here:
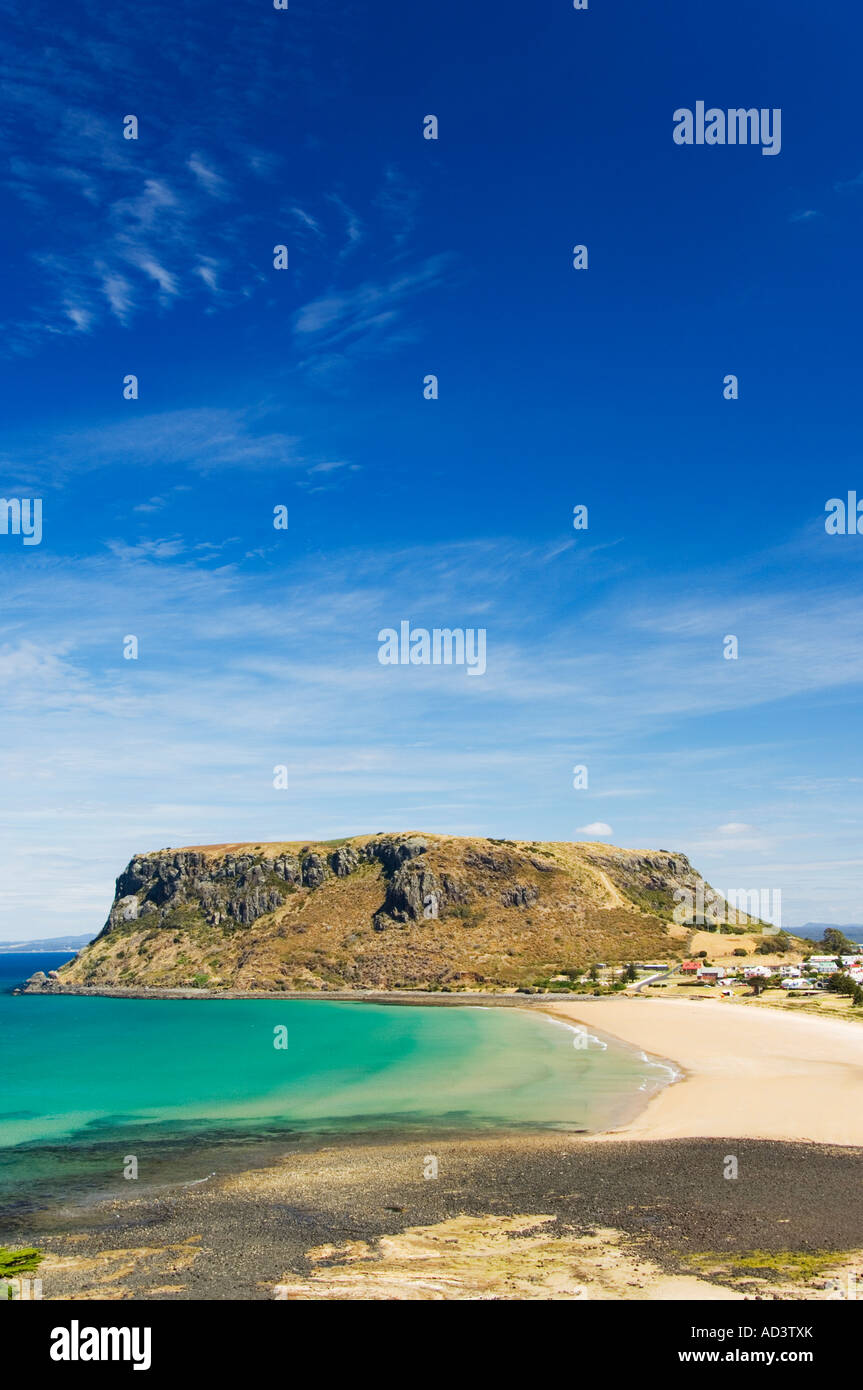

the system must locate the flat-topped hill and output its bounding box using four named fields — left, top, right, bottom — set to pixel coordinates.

left=57, top=832, right=743, bottom=992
